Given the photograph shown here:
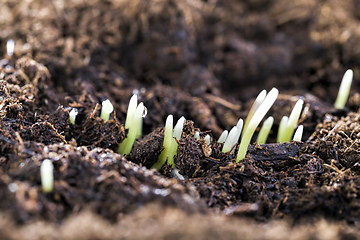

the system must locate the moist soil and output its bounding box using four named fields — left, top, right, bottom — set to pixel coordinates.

left=1, top=0, right=360, bottom=239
